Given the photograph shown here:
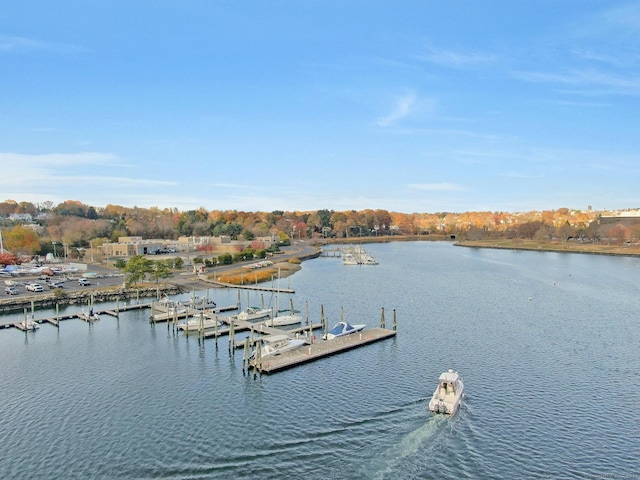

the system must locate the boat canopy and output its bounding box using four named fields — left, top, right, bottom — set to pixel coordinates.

left=439, top=370, right=460, bottom=383
left=327, top=322, right=353, bottom=335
